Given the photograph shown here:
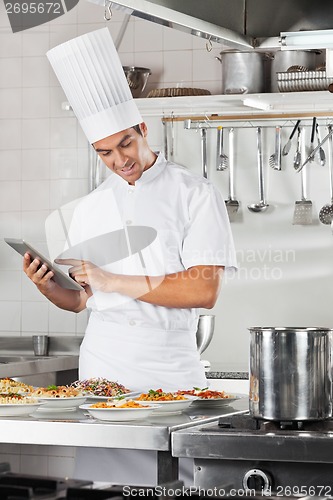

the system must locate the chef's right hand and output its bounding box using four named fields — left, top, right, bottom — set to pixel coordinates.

left=23, top=252, right=57, bottom=294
